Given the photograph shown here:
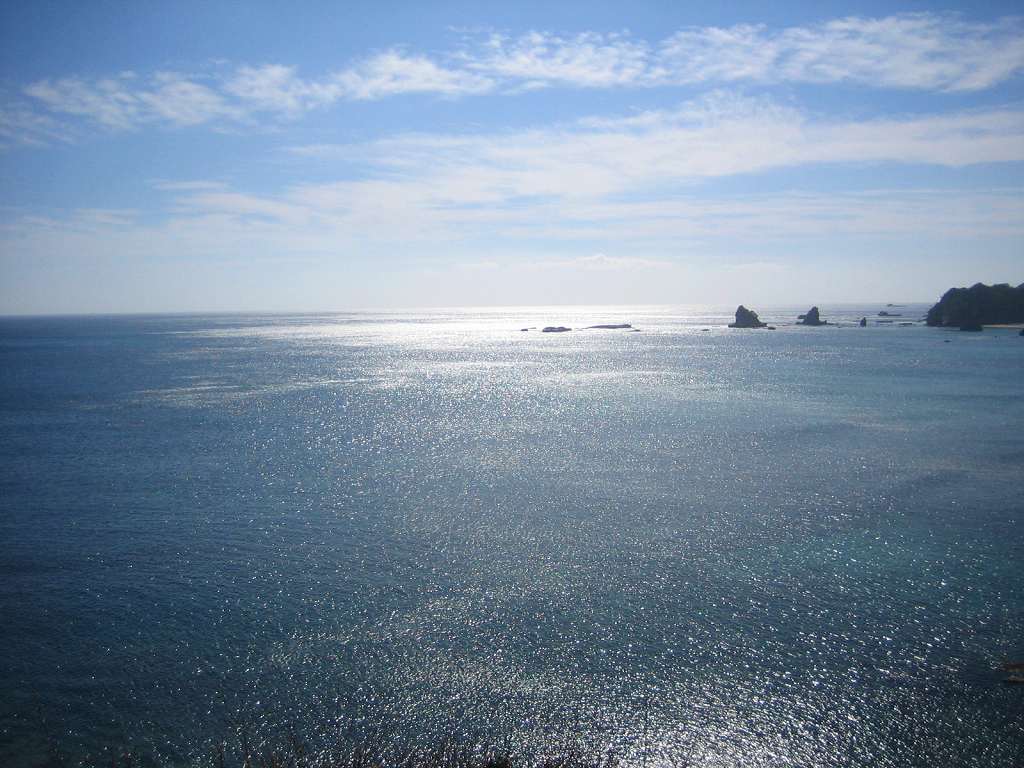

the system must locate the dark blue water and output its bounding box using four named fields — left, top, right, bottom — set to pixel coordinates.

left=1, top=307, right=1022, bottom=766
